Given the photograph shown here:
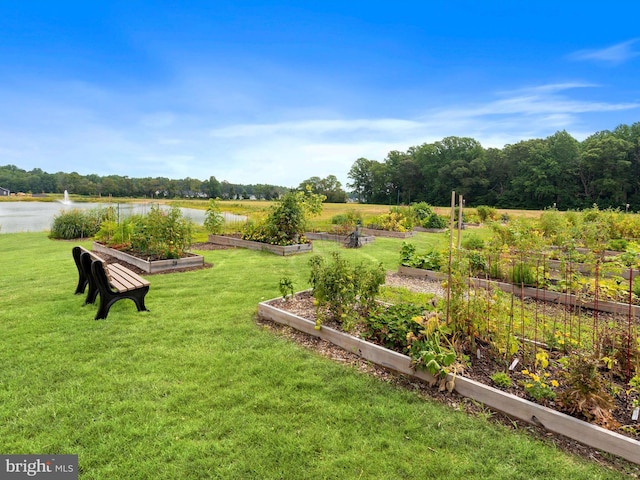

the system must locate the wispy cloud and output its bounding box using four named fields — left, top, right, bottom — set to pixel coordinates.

left=1, top=78, right=639, bottom=188
left=569, top=39, right=640, bottom=65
